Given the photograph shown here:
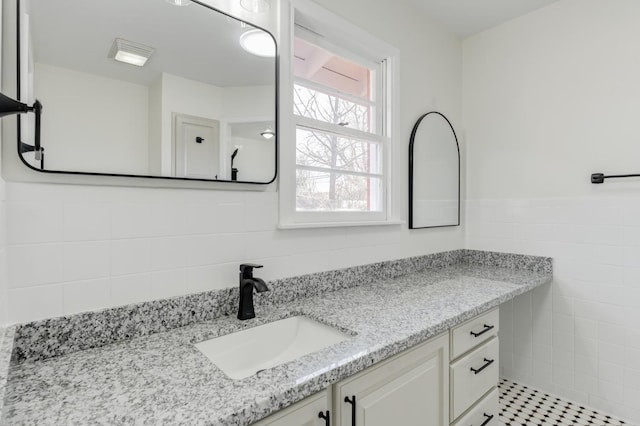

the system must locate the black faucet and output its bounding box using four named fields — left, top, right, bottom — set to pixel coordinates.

left=237, top=263, right=269, bottom=320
